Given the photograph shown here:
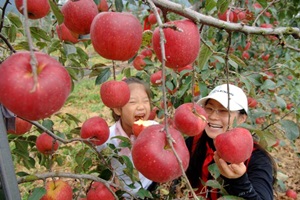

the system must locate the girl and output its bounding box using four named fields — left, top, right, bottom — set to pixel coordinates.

left=97, top=77, right=158, bottom=198
left=185, top=84, right=277, bottom=199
